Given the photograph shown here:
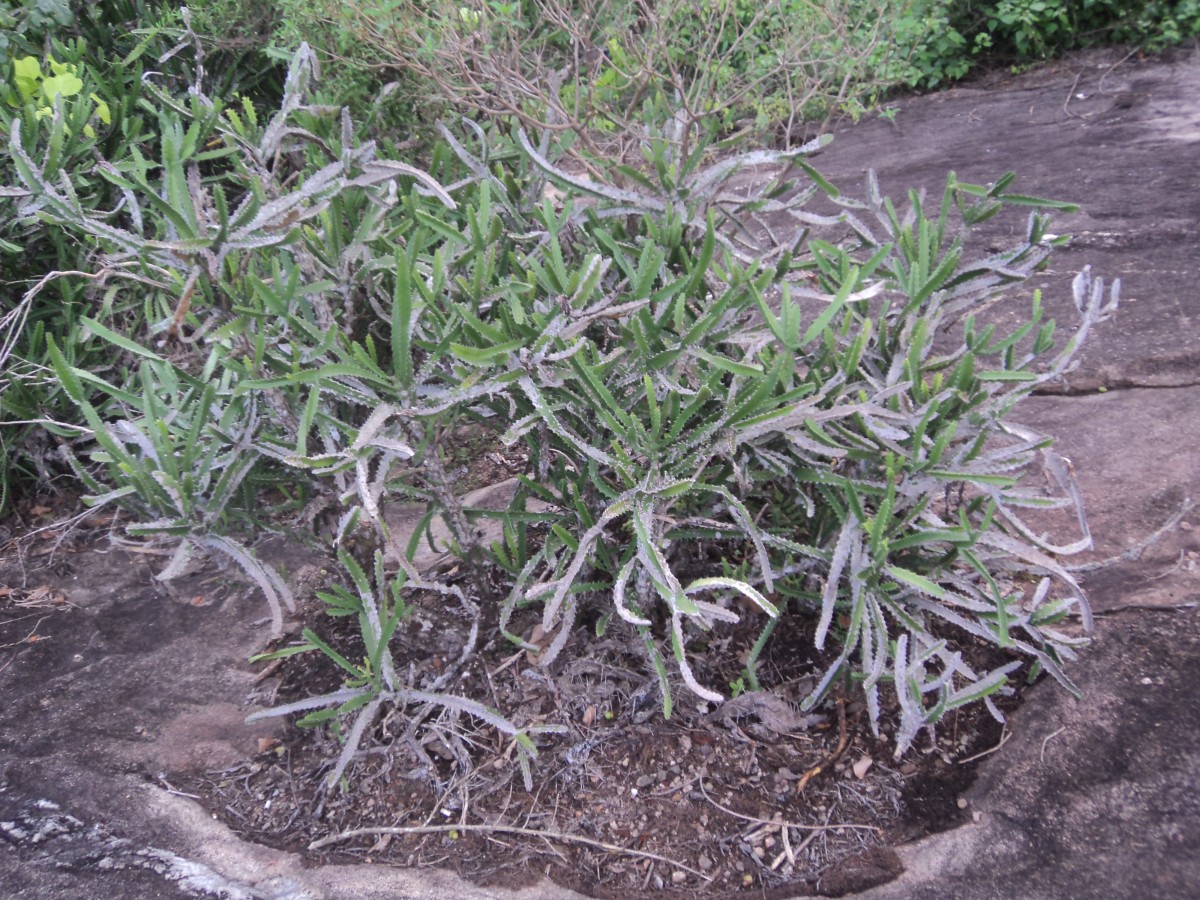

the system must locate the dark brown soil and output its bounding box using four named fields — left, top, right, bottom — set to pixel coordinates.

left=167, top=554, right=1018, bottom=898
